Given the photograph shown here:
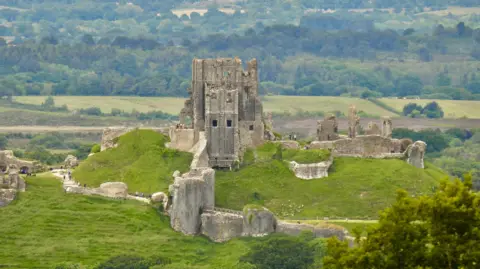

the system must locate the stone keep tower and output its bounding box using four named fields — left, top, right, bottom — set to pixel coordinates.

left=180, top=58, right=264, bottom=168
